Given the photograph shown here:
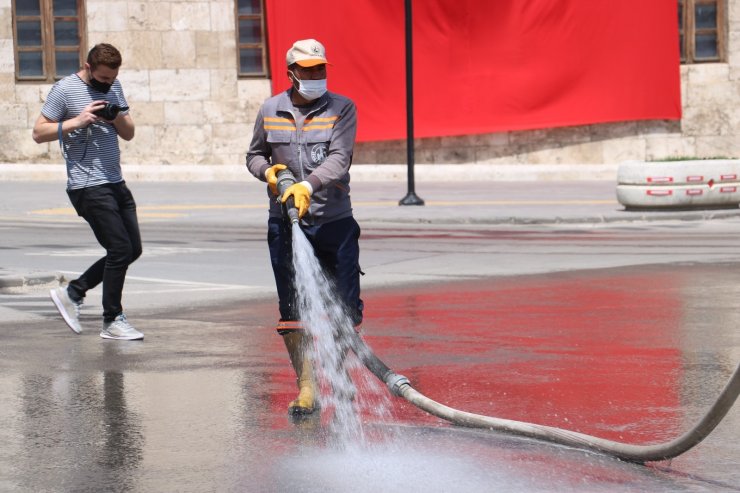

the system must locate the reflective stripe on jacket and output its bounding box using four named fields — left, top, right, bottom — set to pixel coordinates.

left=246, top=89, right=357, bottom=225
